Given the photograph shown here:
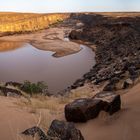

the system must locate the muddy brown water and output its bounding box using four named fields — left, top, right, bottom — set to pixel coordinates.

left=0, top=41, right=95, bottom=94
